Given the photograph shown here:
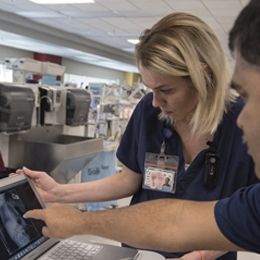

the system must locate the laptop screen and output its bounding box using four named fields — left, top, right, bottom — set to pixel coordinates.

left=0, top=177, right=48, bottom=260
